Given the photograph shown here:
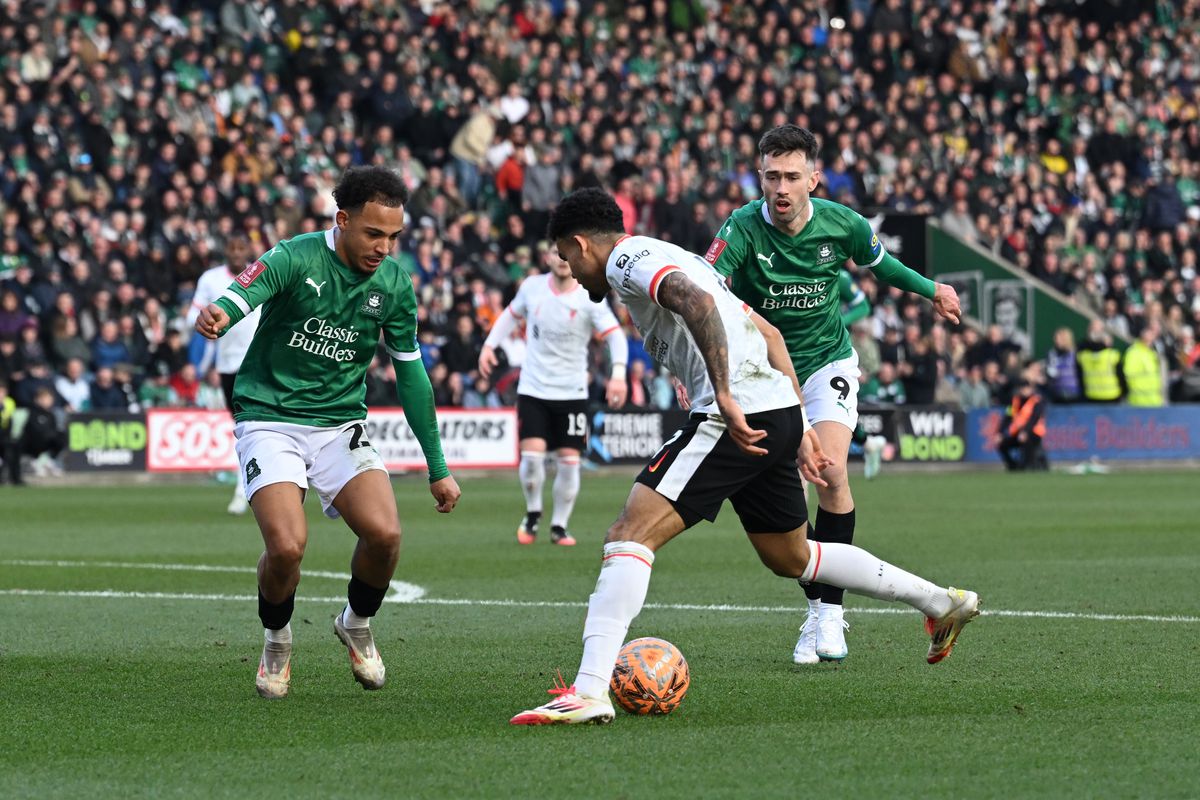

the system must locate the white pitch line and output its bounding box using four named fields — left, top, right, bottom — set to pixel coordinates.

left=0, top=559, right=425, bottom=602
left=0, top=587, right=1196, bottom=624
